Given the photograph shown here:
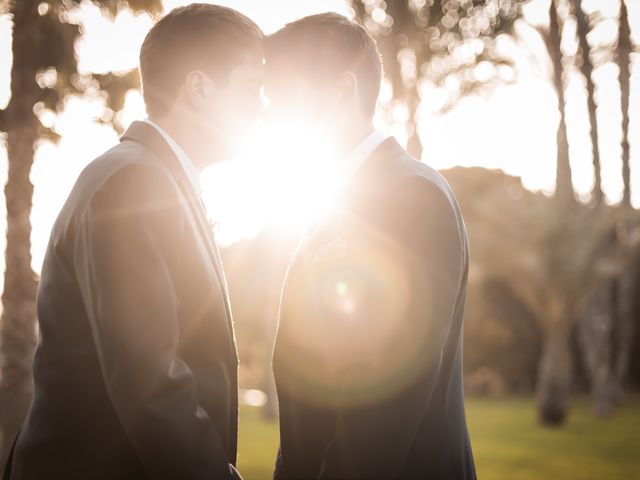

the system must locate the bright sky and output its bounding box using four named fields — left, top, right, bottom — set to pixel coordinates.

left=0, top=0, right=638, bottom=277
